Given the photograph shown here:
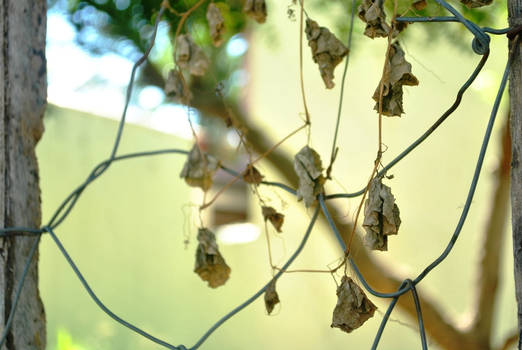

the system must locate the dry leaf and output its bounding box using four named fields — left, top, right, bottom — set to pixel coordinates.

left=294, top=146, right=325, bottom=207
left=305, top=19, right=349, bottom=89
left=358, top=0, right=391, bottom=39
left=243, top=165, right=264, bottom=185
left=460, top=0, right=492, bottom=8
left=180, top=144, right=219, bottom=191
left=372, top=42, right=418, bottom=117
left=262, top=206, right=284, bottom=233
left=194, top=228, right=231, bottom=288
left=362, top=177, right=401, bottom=251
left=331, top=276, right=377, bottom=333
left=176, top=34, right=209, bottom=76
left=165, top=69, right=192, bottom=104
left=264, top=280, right=280, bottom=314
left=244, top=0, right=267, bottom=24
left=412, top=0, right=427, bottom=10
left=207, top=3, right=226, bottom=47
